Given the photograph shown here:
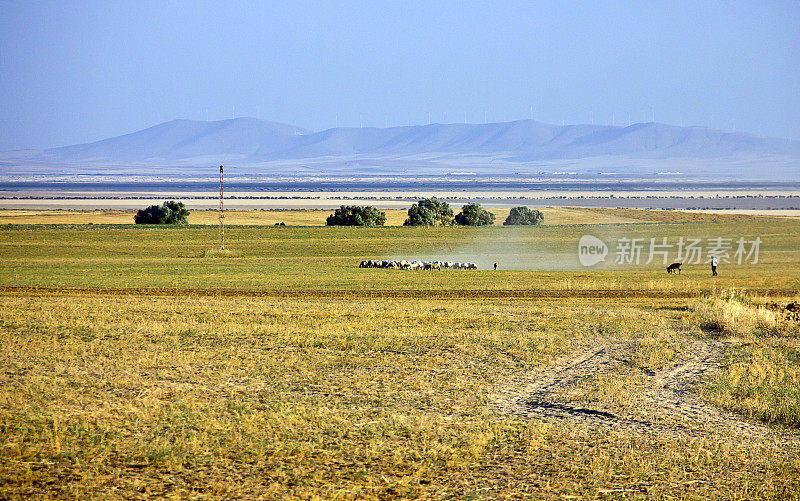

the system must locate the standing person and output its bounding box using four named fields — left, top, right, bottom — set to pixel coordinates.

left=494, top=262, right=498, bottom=270
left=710, top=255, right=718, bottom=276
